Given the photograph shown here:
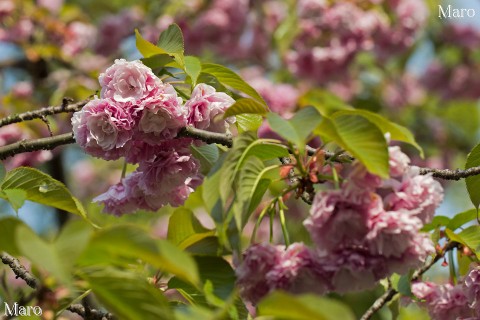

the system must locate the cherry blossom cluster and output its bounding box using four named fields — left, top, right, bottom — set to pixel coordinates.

left=286, top=0, right=428, bottom=84
left=412, top=265, right=480, bottom=320
left=236, top=146, right=443, bottom=304
left=72, top=59, right=235, bottom=215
